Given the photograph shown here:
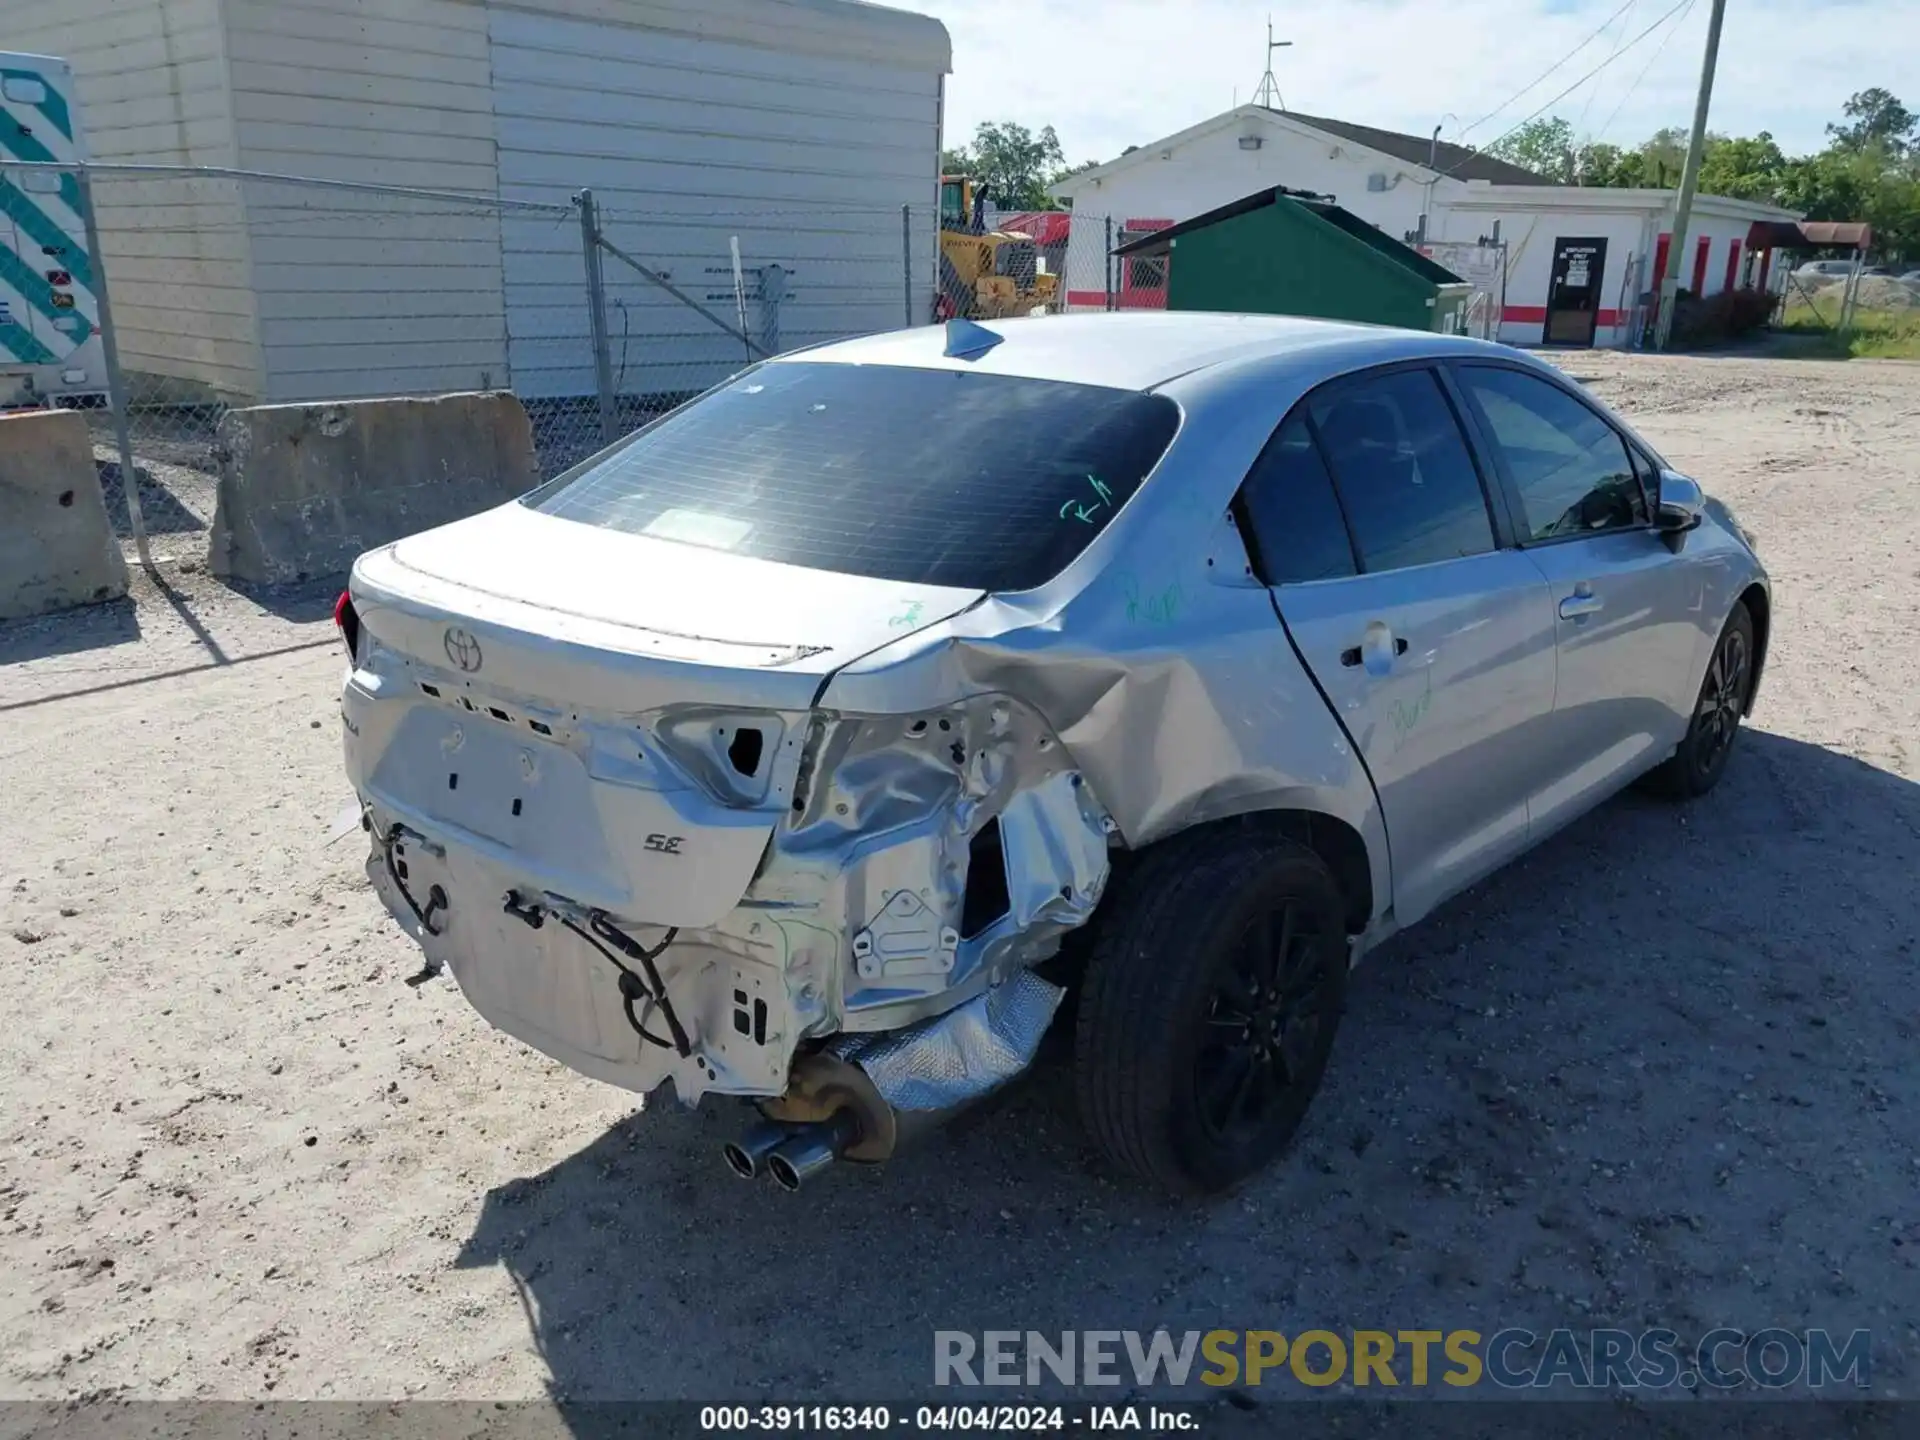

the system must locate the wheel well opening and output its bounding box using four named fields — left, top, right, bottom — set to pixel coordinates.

left=1740, top=583, right=1770, bottom=715
left=1127, top=810, right=1374, bottom=936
